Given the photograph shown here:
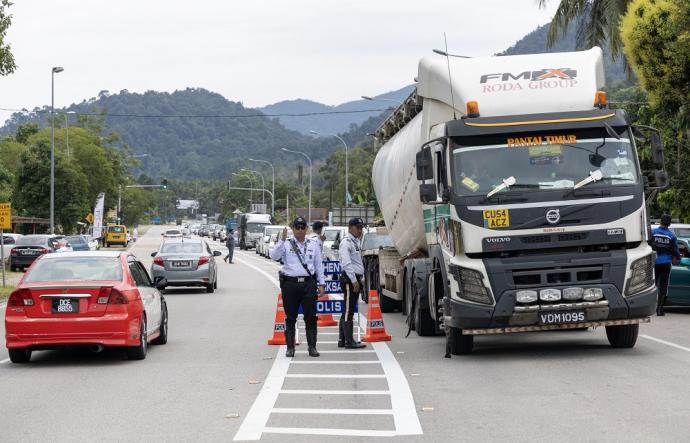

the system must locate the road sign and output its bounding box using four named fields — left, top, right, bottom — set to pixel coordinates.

left=298, top=298, right=357, bottom=315
left=0, top=203, right=11, bottom=230
left=323, top=261, right=341, bottom=275
left=85, top=213, right=94, bottom=224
